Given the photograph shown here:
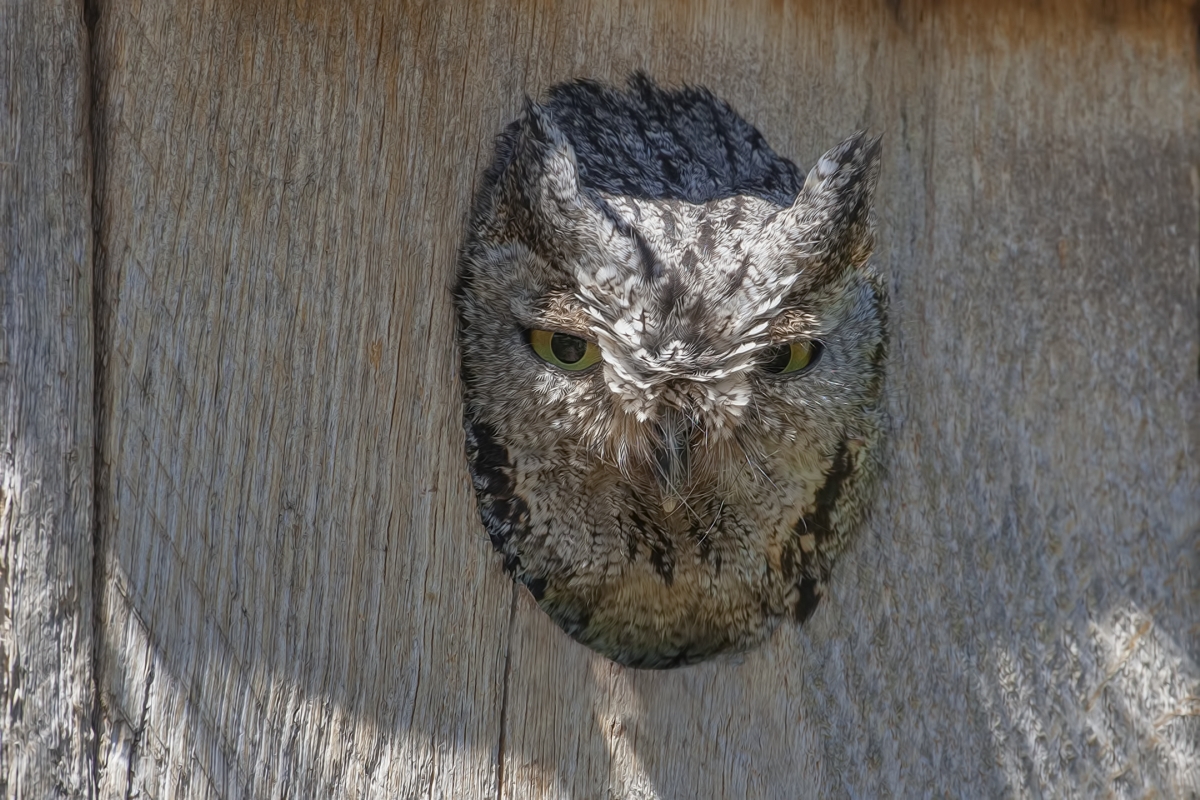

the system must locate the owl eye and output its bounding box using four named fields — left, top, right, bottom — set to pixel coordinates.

left=528, top=329, right=602, bottom=371
left=760, top=340, right=822, bottom=375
